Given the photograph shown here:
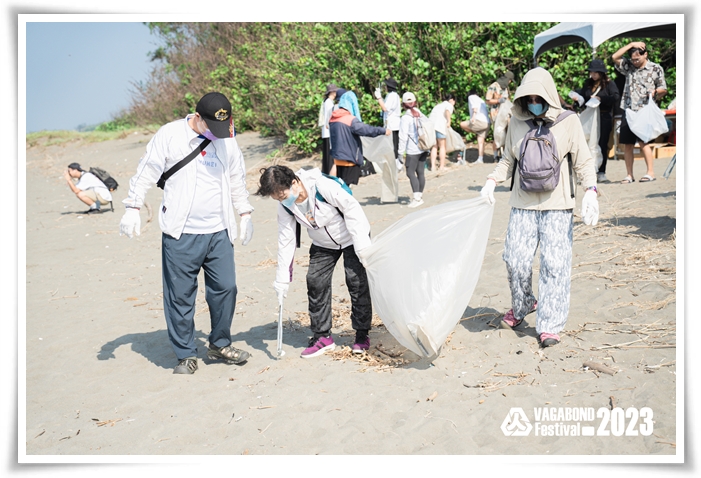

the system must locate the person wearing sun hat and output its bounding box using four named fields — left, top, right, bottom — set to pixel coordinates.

left=119, top=91, right=255, bottom=375
left=570, top=59, right=620, bottom=183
